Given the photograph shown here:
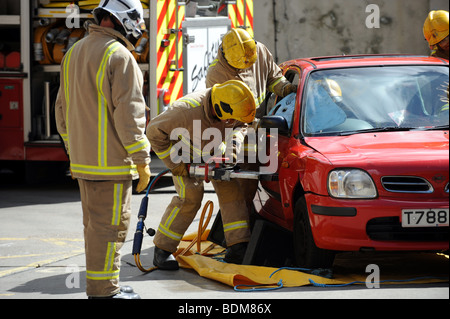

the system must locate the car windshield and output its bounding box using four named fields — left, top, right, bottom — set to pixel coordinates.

left=302, top=65, right=449, bottom=136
